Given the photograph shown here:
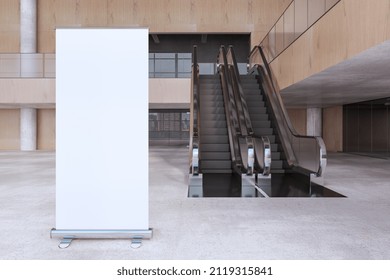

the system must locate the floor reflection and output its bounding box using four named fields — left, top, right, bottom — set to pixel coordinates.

left=199, top=172, right=345, bottom=198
